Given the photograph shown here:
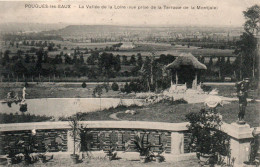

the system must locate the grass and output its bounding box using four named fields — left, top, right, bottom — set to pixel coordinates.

left=1, top=100, right=258, bottom=127
left=0, top=113, right=52, bottom=124
left=116, top=101, right=259, bottom=127
left=58, top=104, right=141, bottom=121
left=0, top=155, right=200, bottom=167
